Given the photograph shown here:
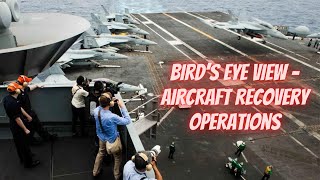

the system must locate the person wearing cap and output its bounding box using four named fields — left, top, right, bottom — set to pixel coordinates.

left=261, top=165, right=273, bottom=180
left=2, top=82, right=40, bottom=168
left=168, top=142, right=175, bottom=159
left=235, top=140, right=246, bottom=157
left=17, top=75, right=57, bottom=144
left=71, top=75, right=90, bottom=137
left=123, top=153, right=163, bottom=180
